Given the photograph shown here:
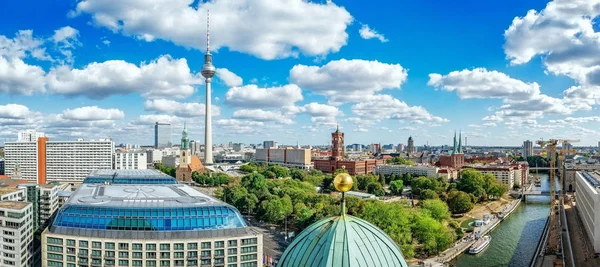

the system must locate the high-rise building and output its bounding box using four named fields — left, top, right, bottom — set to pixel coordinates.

left=5, top=138, right=114, bottom=183
left=263, top=141, right=278, bottom=149
left=0, top=158, right=4, bottom=175
left=42, top=182, right=263, bottom=267
left=190, top=140, right=202, bottom=156
left=523, top=140, right=533, bottom=158
left=114, top=151, right=147, bottom=170
left=201, top=10, right=215, bottom=165
left=17, top=130, right=45, bottom=142
left=154, top=122, right=172, bottom=149
left=0, top=201, right=35, bottom=267
left=407, top=136, right=415, bottom=154
left=232, top=143, right=242, bottom=152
